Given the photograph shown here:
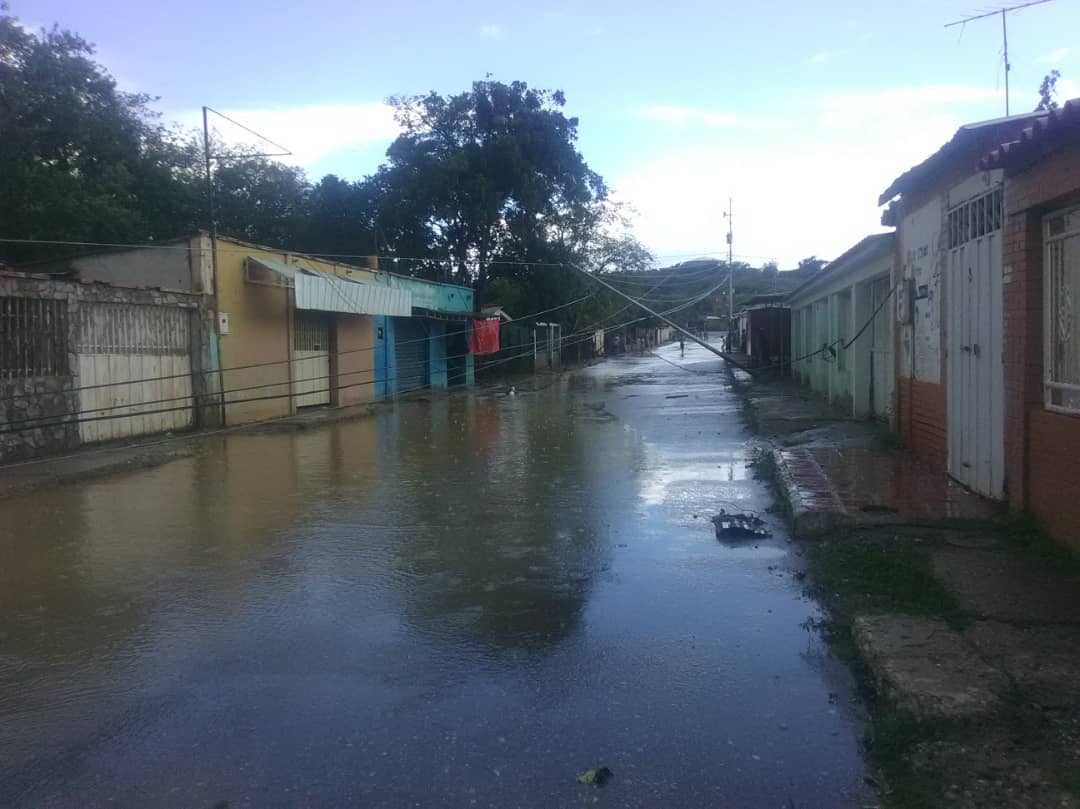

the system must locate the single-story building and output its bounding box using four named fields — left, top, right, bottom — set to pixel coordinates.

left=789, top=233, right=895, bottom=419
left=733, top=295, right=790, bottom=370
left=51, top=232, right=479, bottom=427
left=0, top=266, right=213, bottom=461
left=879, top=109, right=1046, bottom=498
left=979, top=97, right=1080, bottom=547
